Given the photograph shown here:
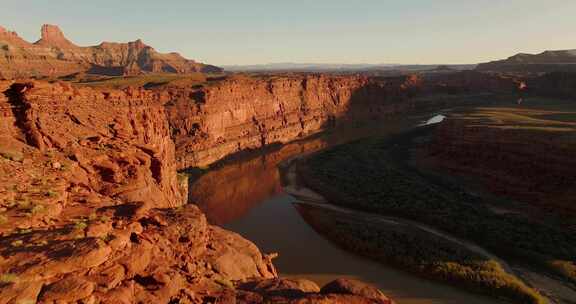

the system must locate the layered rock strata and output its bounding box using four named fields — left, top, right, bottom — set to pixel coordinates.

left=0, top=24, right=222, bottom=79
left=166, top=73, right=520, bottom=168
left=0, top=80, right=391, bottom=303
left=426, top=107, right=576, bottom=217
left=0, top=71, right=523, bottom=303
